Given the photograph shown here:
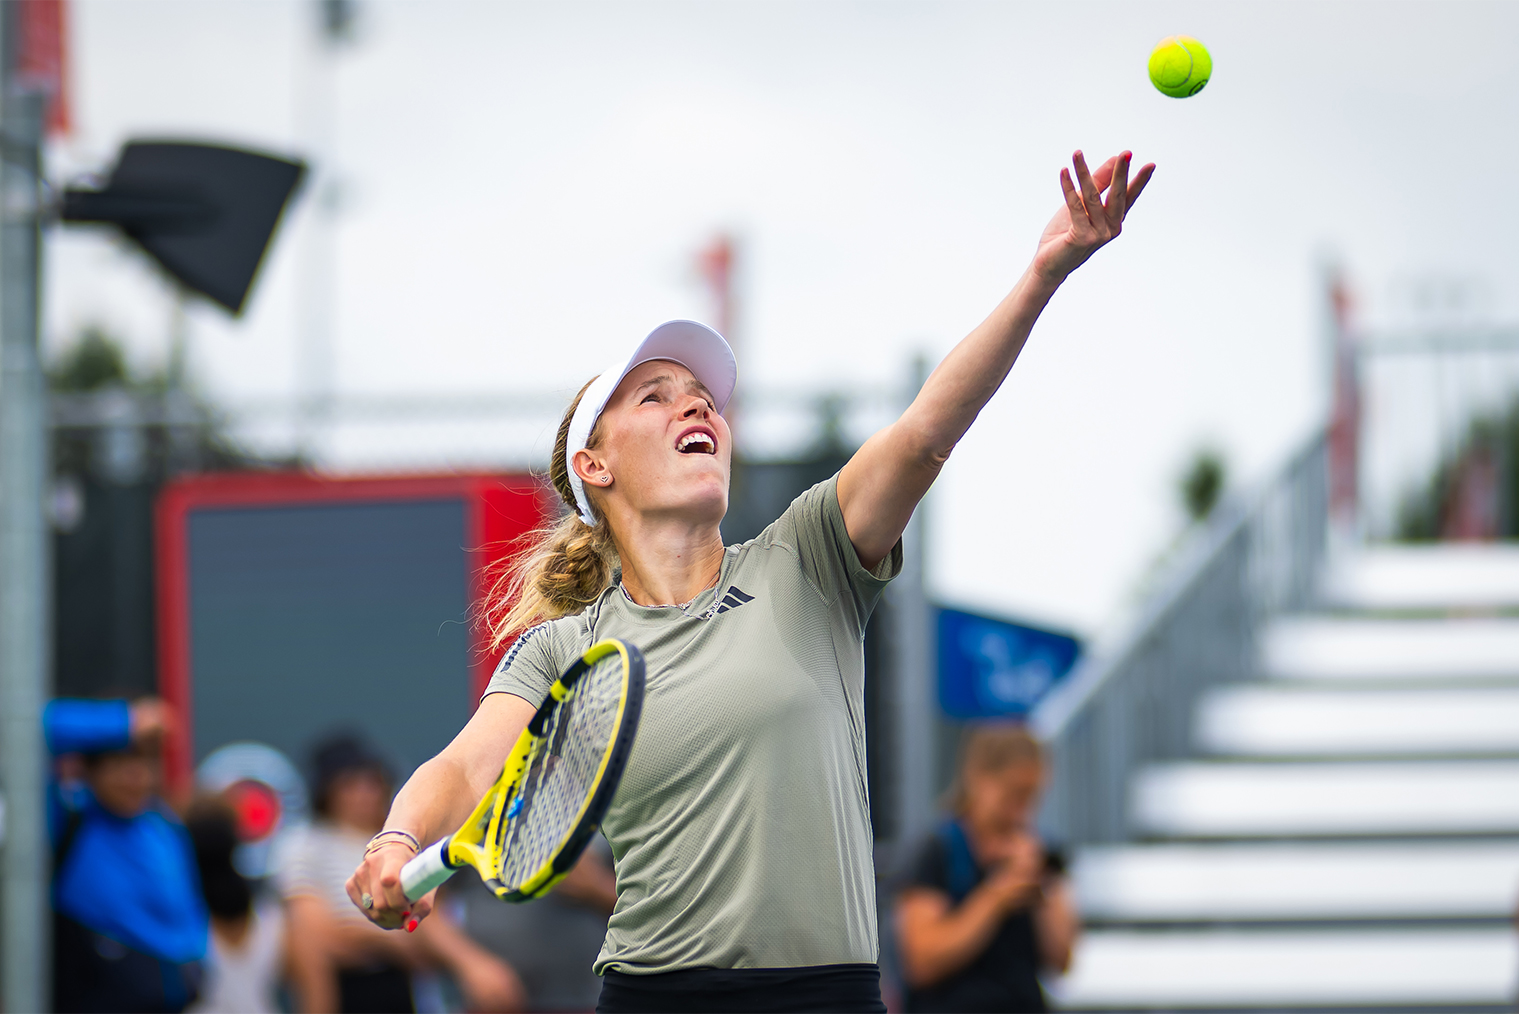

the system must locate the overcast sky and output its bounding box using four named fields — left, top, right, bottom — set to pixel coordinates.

left=46, top=1, right=1519, bottom=635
